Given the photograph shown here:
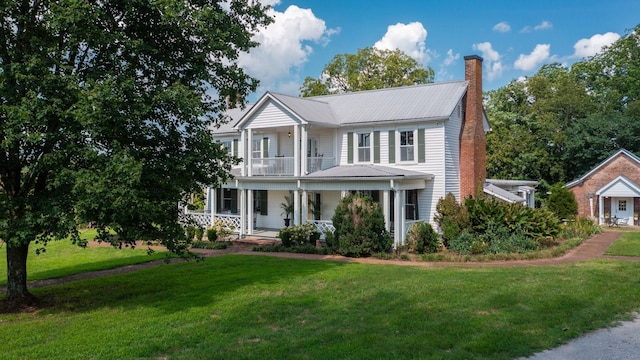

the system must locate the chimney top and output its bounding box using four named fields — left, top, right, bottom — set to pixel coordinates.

left=464, top=55, right=483, bottom=62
